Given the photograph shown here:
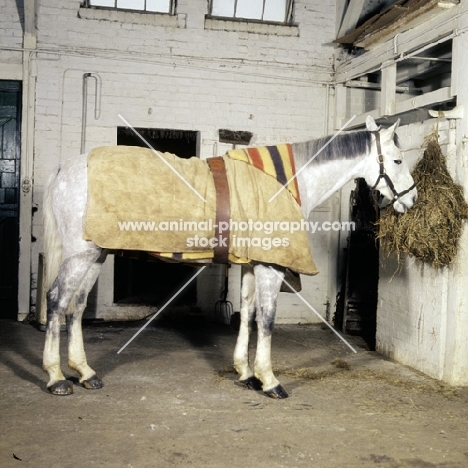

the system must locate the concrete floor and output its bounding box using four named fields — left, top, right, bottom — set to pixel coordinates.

left=1, top=314, right=468, bottom=468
